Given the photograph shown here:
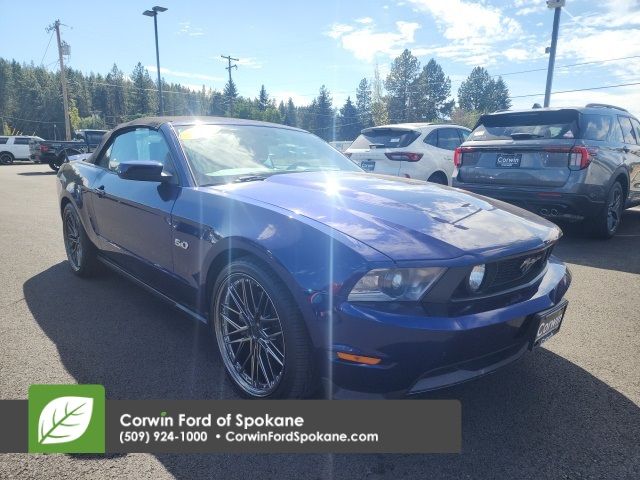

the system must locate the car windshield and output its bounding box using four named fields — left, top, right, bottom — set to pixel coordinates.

left=469, top=111, right=579, bottom=141
left=175, top=124, right=362, bottom=185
